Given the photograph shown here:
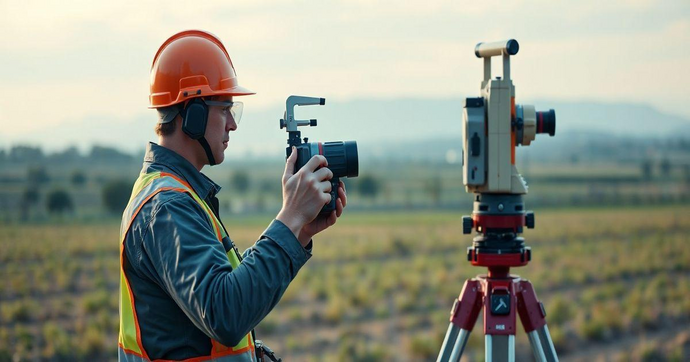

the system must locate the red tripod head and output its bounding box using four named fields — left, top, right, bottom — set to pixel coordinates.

left=462, top=194, right=534, bottom=269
